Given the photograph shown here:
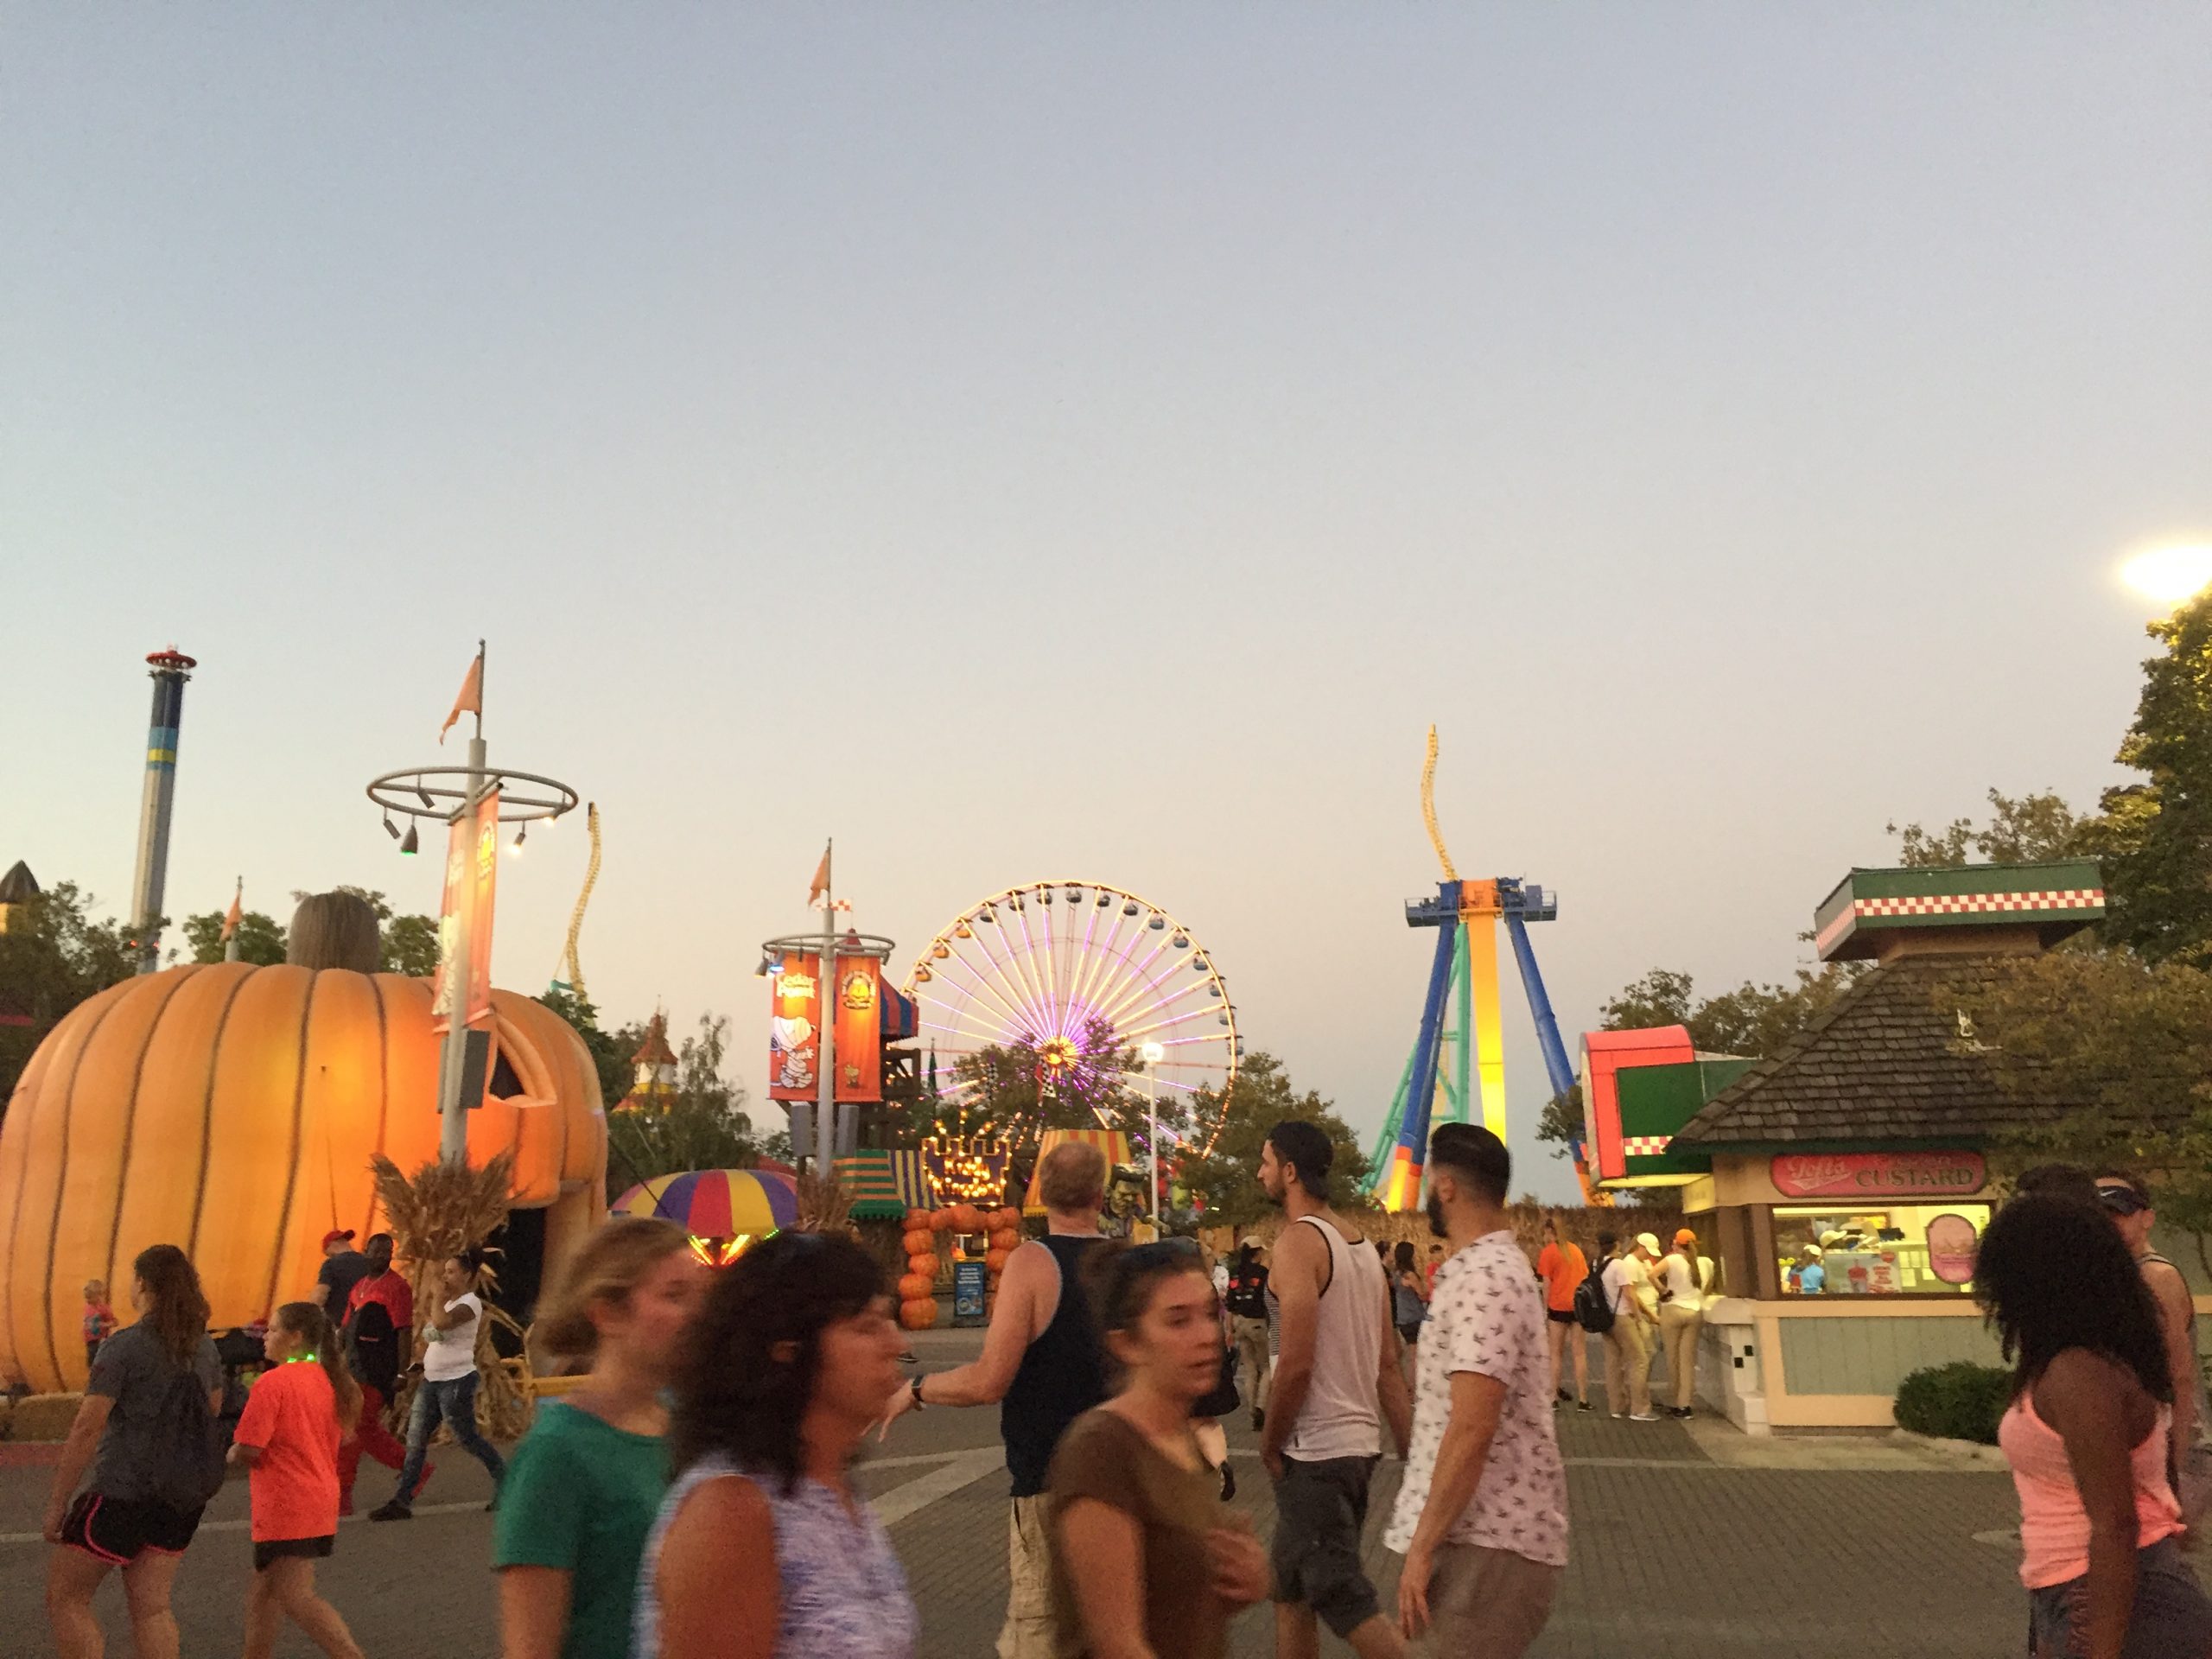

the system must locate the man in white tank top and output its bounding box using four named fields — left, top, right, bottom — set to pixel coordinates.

left=1257, top=1122, right=1413, bottom=1659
